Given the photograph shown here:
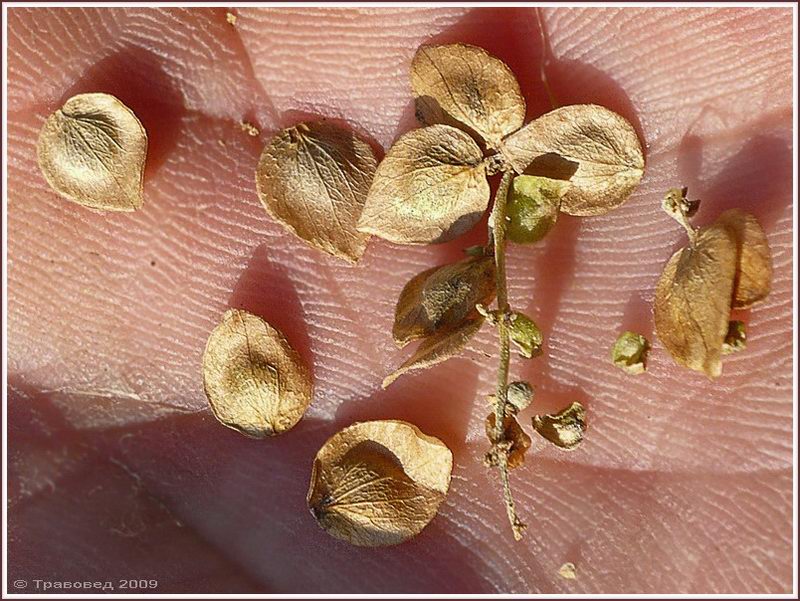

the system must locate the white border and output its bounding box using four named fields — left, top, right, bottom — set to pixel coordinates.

left=2, top=1, right=797, bottom=599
